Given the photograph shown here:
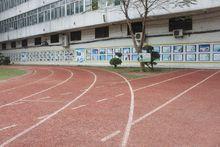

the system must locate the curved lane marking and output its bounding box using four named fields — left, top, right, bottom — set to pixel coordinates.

left=0, top=68, right=54, bottom=94
left=0, top=68, right=97, bottom=147
left=0, top=68, right=71, bottom=109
